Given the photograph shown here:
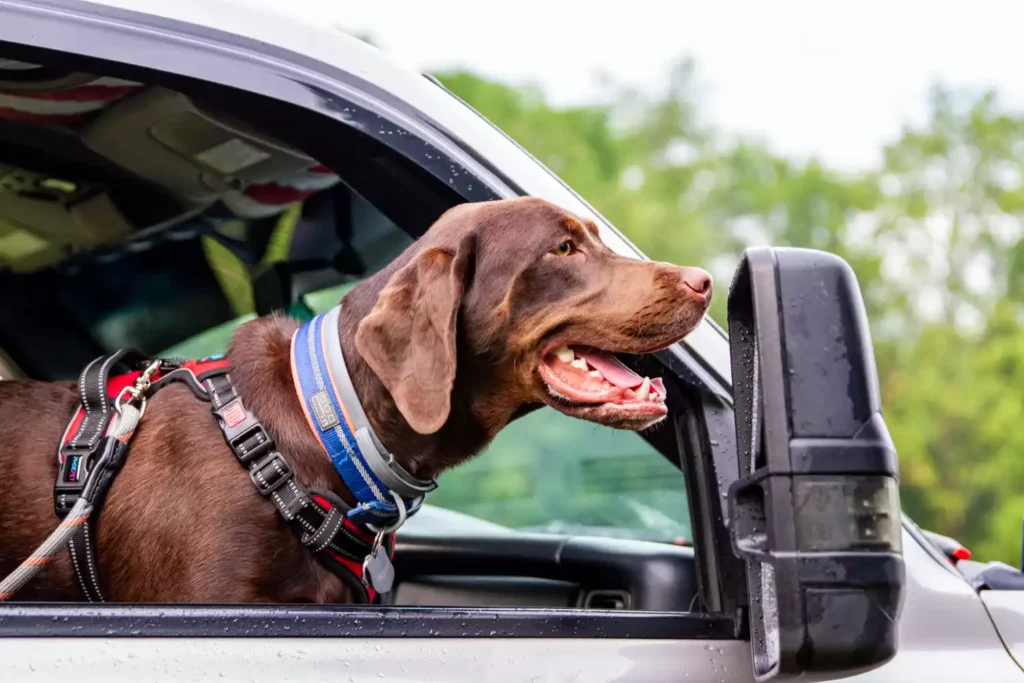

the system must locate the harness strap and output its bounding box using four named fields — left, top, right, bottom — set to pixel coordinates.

left=66, top=436, right=134, bottom=603
left=61, top=349, right=150, bottom=463
left=55, top=350, right=166, bottom=602
left=55, top=354, right=228, bottom=602
left=52, top=353, right=389, bottom=603
left=205, top=371, right=393, bottom=603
